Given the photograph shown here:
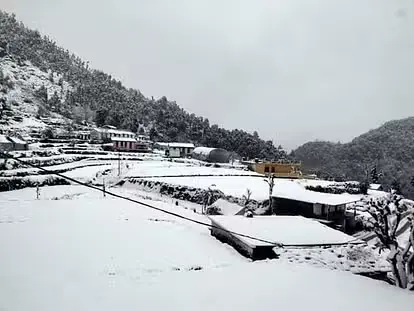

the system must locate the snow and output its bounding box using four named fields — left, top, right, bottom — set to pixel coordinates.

left=0, top=134, right=10, bottom=144
left=0, top=57, right=72, bottom=135
left=124, top=161, right=366, bottom=204
left=155, top=142, right=195, bottom=148
left=209, top=198, right=245, bottom=215
left=210, top=215, right=363, bottom=246
left=7, top=136, right=27, bottom=144
left=111, top=137, right=137, bottom=142
left=273, top=181, right=362, bottom=205
left=94, top=128, right=135, bottom=136
left=0, top=186, right=413, bottom=310
left=18, top=116, right=46, bottom=129
left=279, top=244, right=390, bottom=274
left=370, top=183, right=382, bottom=190
left=193, top=146, right=215, bottom=155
